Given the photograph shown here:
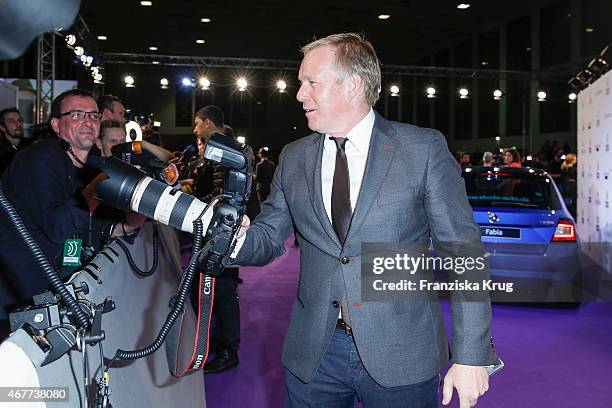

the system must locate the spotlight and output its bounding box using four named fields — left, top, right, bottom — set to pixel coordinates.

left=390, top=85, right=400, bottom=96
left=149, top=46, right=158, bottom=51
left=493, top=89, right=503, bottom=100
left=537, top=91, right=547, bottom=102
left=152, top=61, right=160, bottom=65
left=526, top=155, right=533, bottom=161
left=94, top=73, right=103, bottom=83
left=160, top=78, right=169, bottom=89
left=237, top=136, right=246, bottom=144
left=199, top=77, right=211, bottom=89
left=182, top=77, right=194, bottom=87
left=568, top=76, right=582, bottom=92
left=201, top=18, right=211, bottom=23
left=495, top=136, right=501, bottom=141
left=97, top=35, right=107, bottom=41
left=85, top=56, right=93, bottom=67
left=426, top=87, right=436, bottom=98
left=378, top=14, right=391, bottom=20
left=587, top=56, right=609, bottom=76
left=65, top=34, right=77, bottom=46
left=237, top=78, right=248, bottom=91
left=457, top=3, right=470, bottom=9
left=458, top=88, right=469, bottom=99
left=196, top=39, right=206, bottom=44
left=569, top=93, right=577, bottom=103
left=576, top=69, right=594, bottom=85
left=74, top=46, right=84, bottom=56
left=80, top=54, right=87, bottom=63
left=276, top=80, right=287, bottom=92
left=124, top=75, right=135, bottom=87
